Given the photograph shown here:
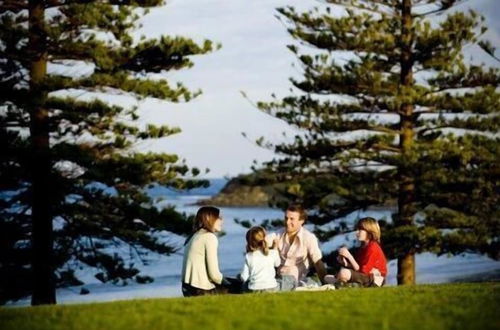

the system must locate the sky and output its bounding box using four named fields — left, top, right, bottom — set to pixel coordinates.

left=125, top=0, right=500, bottom=178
